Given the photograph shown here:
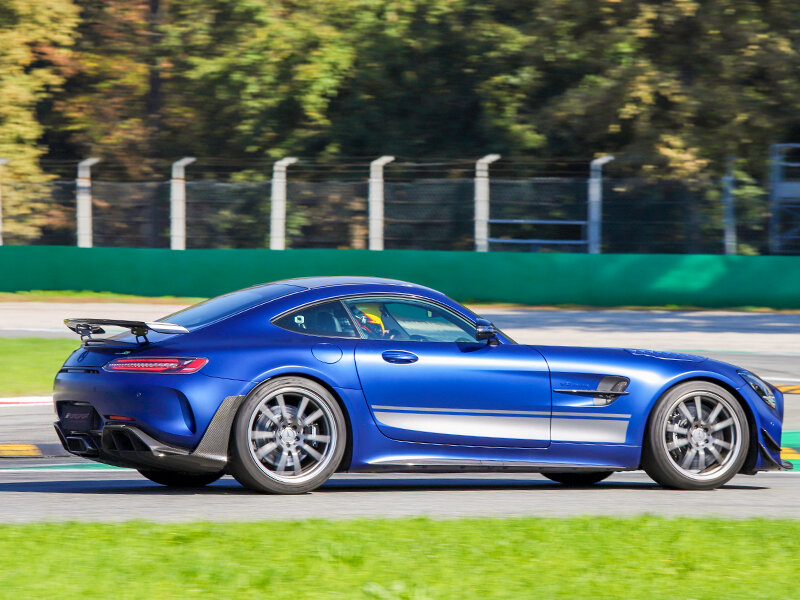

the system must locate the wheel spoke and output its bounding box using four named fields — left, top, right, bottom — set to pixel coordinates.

left=303, top=409, right=323, bottom=426
left=712, top=438, right=732, bottom=450
left=678, top=403, right=694, bottom=423
left=707, top=402, right=723, bottom=424
left=252, top=430, right=275, bottom=442
left=681, top=448, right=697, bottom=469
left=710, top=418, right=733, bottom=433
left=299, top=442, right=322, bottom=461
left=276, top=394, right=290, bottom=420
left=667, top=438, right=689, bottom=452
left=666, top=423, right=688, bottom=435
left=259, top=405, right=280, bottom=426
left=276, top=449, right=289, bottom=472
left=255, top=441, right=278, bottom=459
left=694, top=396, right=703, bottom=420
left=296, top=396, right=309, bottom=422
left=304, top=433, right=330, bottom=443
left=696, top=448, right=707, bottom=470
left=290, top=449, right=302, bottom=475
left=708, top=445, right=724, bottom=465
